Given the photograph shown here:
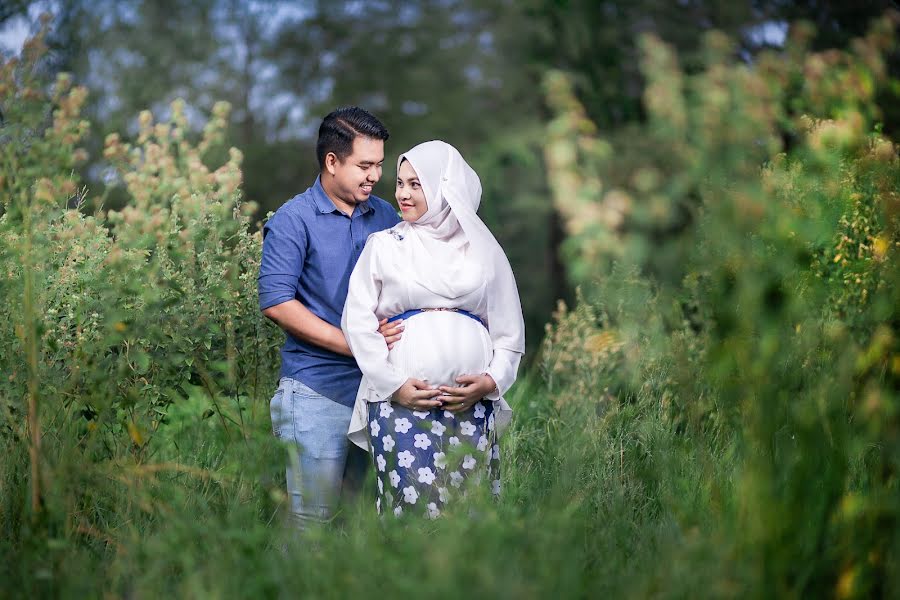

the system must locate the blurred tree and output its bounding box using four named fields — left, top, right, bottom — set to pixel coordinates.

left=511, top=0, right=899, bottom=134
left=10, top=0, right=891, bottom=346
left=0, top=1, right=30, bottom=25
left=504, top=0, right=899, bottom=292
left=0, top=0, right=561, bottom=348
left=265, top=0, right=559, bottom=346
left=774, top=0, right=900, bottom=134
left=507, top=1, right=769, bottom=130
